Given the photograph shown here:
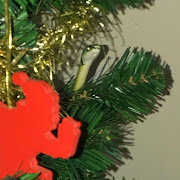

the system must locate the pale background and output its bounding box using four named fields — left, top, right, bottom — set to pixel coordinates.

left=106, top=0, right=180, bottom=180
